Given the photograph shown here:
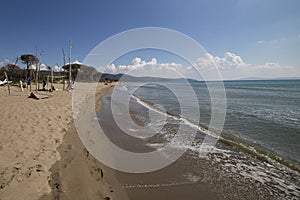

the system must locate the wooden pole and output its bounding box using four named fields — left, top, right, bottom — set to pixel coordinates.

left=26, top=63, right=28, bottom=90
left=12, top=57, right=18, bottom=83
left=47, top=75, right=49, bottom=91
left=68, top=40, right=72, bottom=89
left=62, top=48, right=66, bottom=90
left=20, top=80, right=23, bottom=92
left=4, top=72, right=10, bottom=95
left=51, top=67, right=53, bottom=90
left=35, top=46, right=38, bottom=92
left=38, top=51, right=43, bottom=90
